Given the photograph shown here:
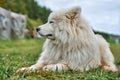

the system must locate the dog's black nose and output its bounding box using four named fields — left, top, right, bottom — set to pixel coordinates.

left=36, top=28, right=40, bottom=32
